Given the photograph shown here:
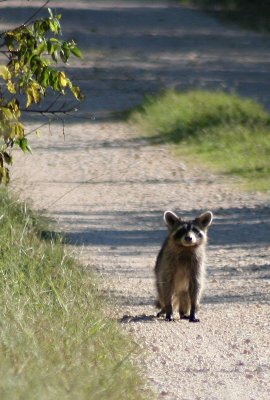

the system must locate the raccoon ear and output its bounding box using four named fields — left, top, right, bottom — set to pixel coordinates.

left=196, top=211, right=213, bottom=228
left=164, top=211, right=181, bottom=230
